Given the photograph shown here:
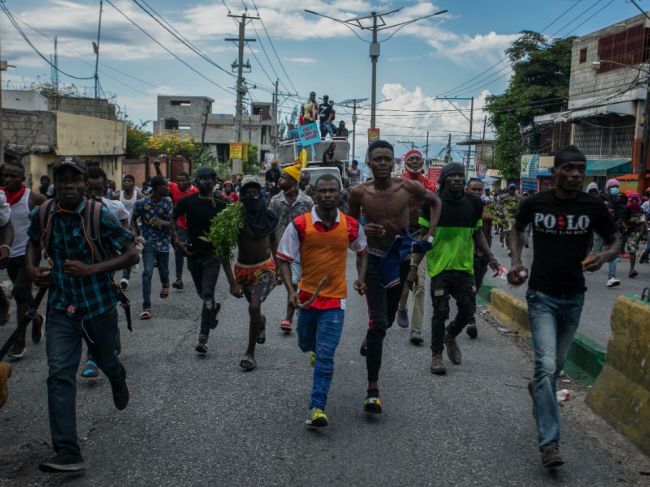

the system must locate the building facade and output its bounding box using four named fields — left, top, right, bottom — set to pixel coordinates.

left=153, top=95, right=275, bottom=166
